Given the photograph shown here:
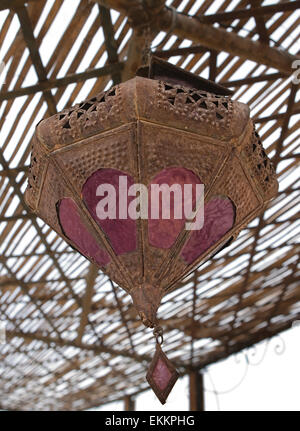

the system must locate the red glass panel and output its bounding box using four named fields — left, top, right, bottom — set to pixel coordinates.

left=146, top=343, right=179, bottom=405
left=152, top=357, right=173, bottom=391
left=148, top=167, right=203, bottom=249
left=181, top=196, right=235, bottom=264
left=58, top=198, right=110, bottom=266
left=82, top=168, right=137, bottom=256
